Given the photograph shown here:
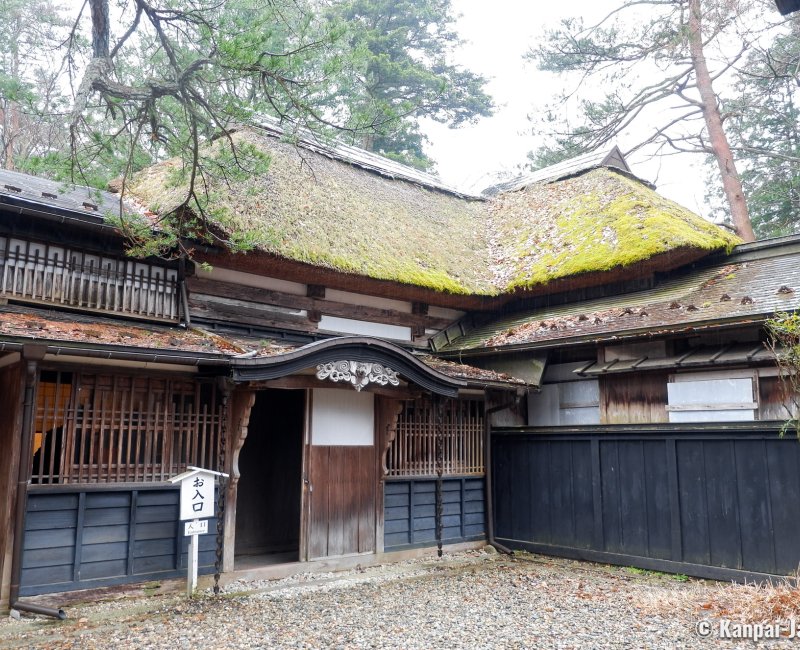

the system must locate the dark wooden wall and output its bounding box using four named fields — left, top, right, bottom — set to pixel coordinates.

left=0, top=362, right=23, bottom=608
left=20, top=487, right=216, bottom=597
left=383, top=478, right=485, bottom=550
left=493, top=424, right=800, bottom=581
